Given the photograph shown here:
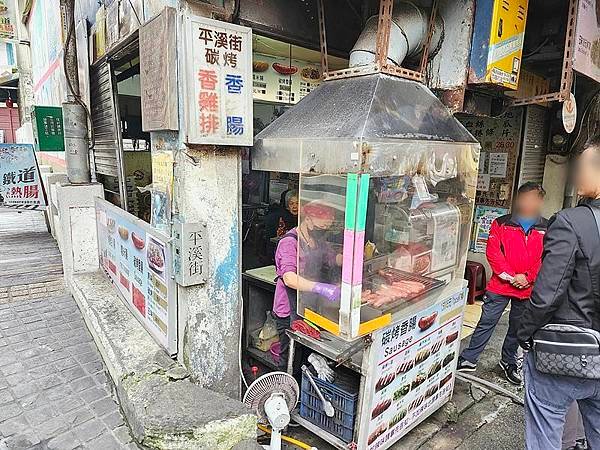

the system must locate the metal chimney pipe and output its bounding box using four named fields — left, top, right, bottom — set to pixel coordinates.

left=60, top=0, right=91, bottom=184
left=349, top=1, right=443, bottom=68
